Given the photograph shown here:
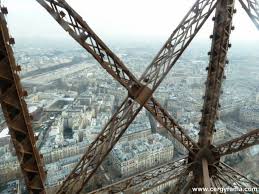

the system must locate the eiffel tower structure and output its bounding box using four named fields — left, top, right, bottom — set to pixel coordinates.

left=0, top=0, right=259, bottom=193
